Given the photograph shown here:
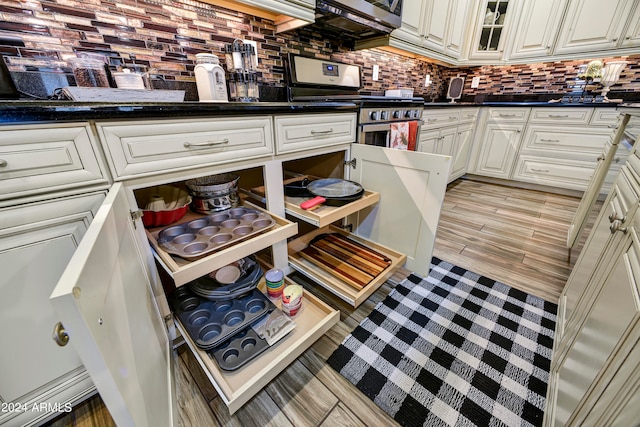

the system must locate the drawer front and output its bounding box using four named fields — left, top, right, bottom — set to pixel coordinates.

left=458, top=108, right=479, bottom=123
left=513, top=155, right=596, bottom=190
left=98, top=117, right=274, bottom=179
left=422, top=109, right=460, bottom=128
left=487, top=108, right=530, bottom=122
left=529, top=107, right=592, bottom=124
left=522, top=125, right=610, bottom=154
left=0, top=124, right=109, bottom=201
left=274, top=113, right=356, bottom=154
left=590, top=108, right=621, bottom=126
